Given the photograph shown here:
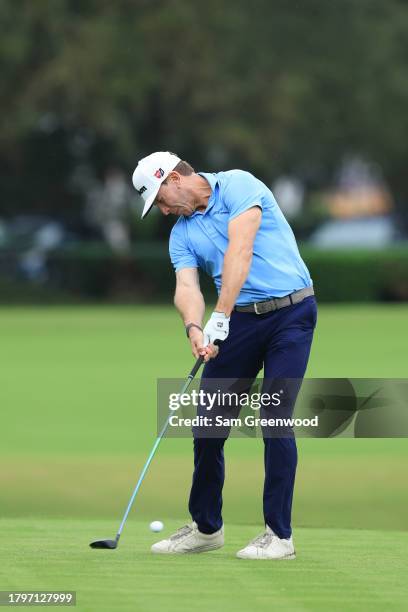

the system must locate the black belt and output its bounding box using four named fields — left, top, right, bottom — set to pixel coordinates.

left=235, top=287, right=315, bottom=314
